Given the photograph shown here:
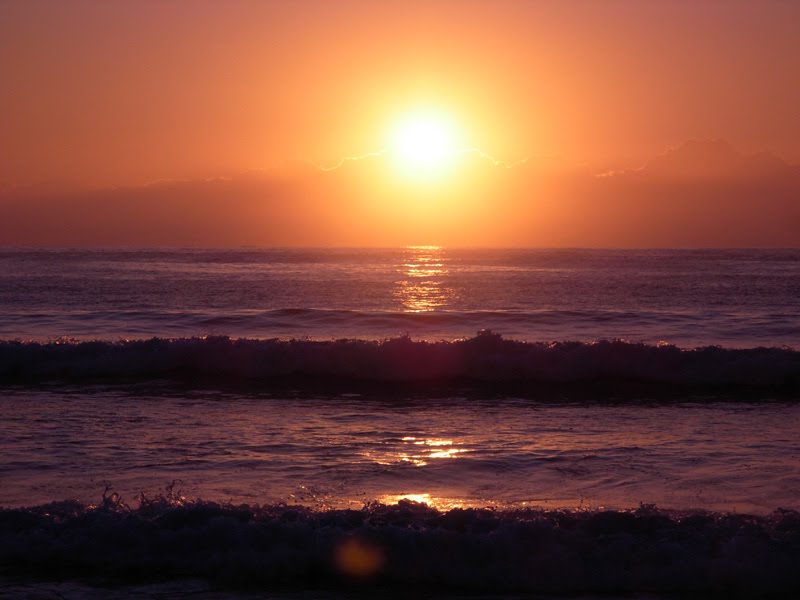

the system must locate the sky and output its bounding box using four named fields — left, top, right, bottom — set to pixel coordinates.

left=1, top=0, right=799, bottom=246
